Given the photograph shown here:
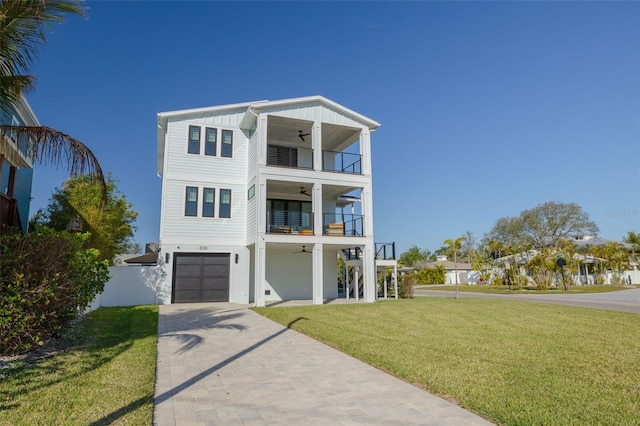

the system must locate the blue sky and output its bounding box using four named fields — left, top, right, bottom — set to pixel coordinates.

left=27, top=1, right=639, bottom=254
